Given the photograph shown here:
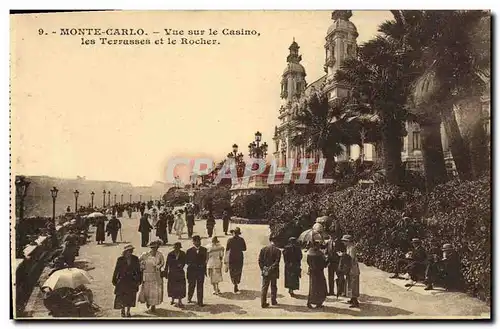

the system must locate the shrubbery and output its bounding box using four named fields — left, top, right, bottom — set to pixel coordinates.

left=163, top=187, right=189, bottom=207
left=233, top=187, right=287, bottom=220
left=267, top=176, right=491, bottom=302
left=193, top=185, right=231, bottom=218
